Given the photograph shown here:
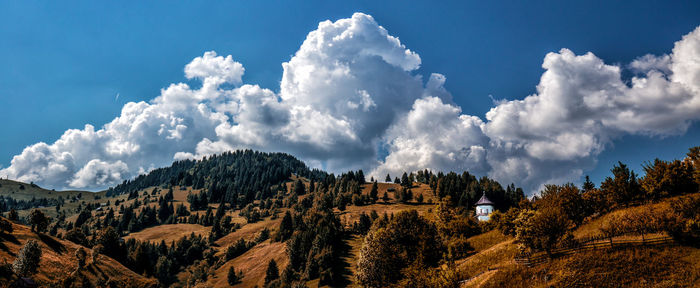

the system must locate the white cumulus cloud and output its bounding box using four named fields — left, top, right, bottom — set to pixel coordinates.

left=1, top=14, right=699, bottom=195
